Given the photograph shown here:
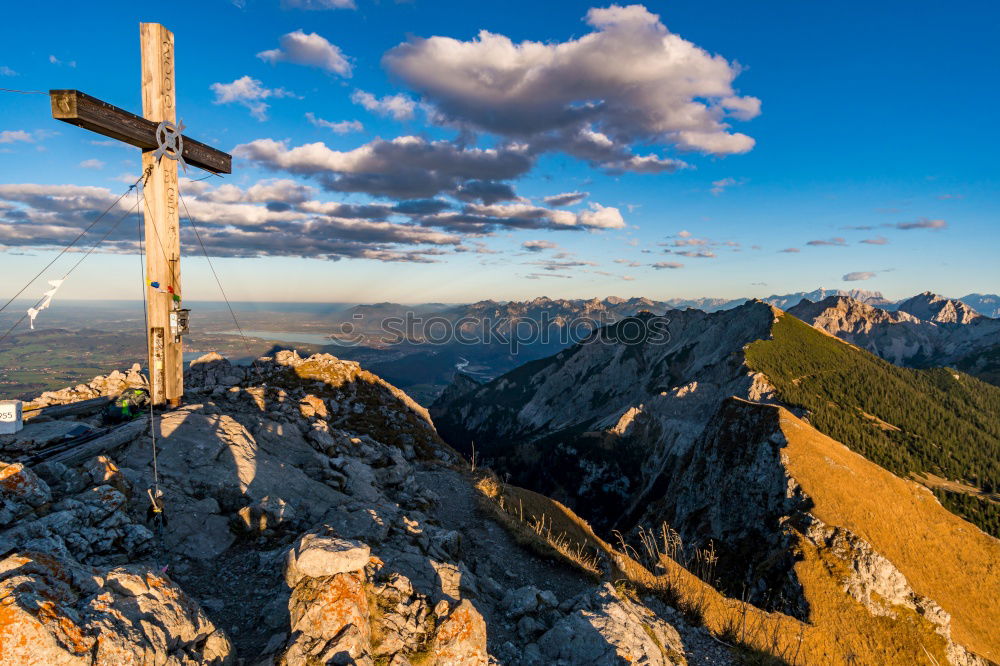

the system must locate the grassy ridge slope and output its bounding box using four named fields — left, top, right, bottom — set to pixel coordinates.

left=776, top=403, right=1000, bottom=662
left=475, top=465, right=967, bottom=665
left=746, top=313, right=1000, bottom=536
